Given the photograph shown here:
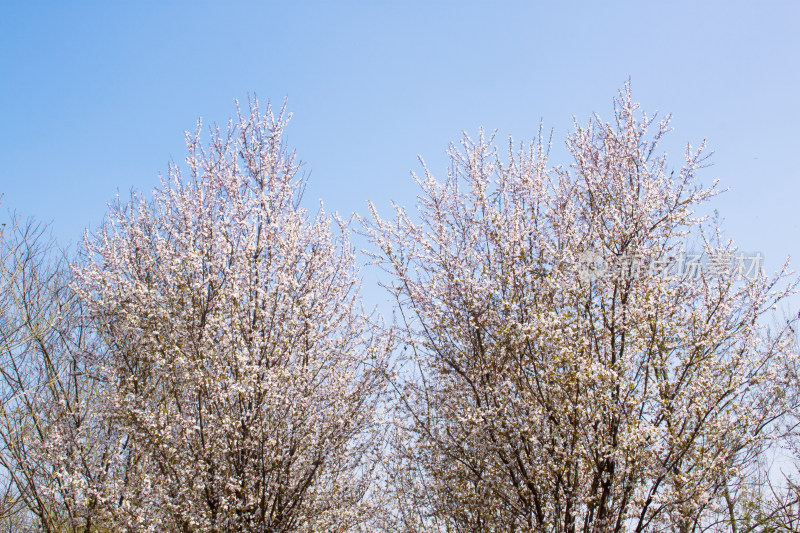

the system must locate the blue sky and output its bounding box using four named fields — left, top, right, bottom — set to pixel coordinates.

left=1, top=1, right=799, bottom=312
